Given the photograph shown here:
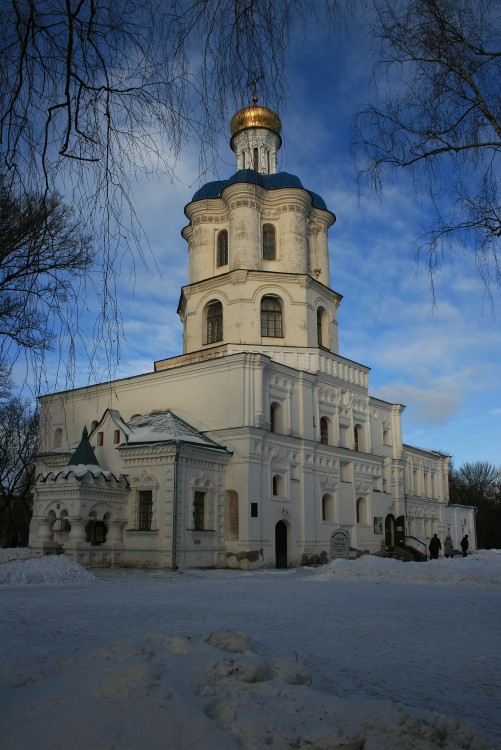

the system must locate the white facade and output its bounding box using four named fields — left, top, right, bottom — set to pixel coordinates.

left=30, top=100, right=476, bottom=568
